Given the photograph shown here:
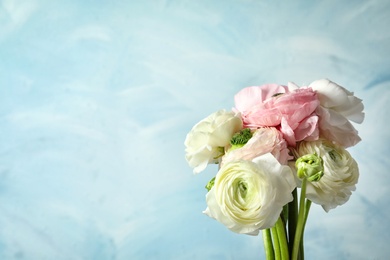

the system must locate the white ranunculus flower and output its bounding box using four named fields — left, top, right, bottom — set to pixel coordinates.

left=184, top=110, right=242, bottom=174
left=291, top=139, right=359, bottom=212
left=203, top=153, right=296, bottom=235
left=309, top=79, right=364, bottom=147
